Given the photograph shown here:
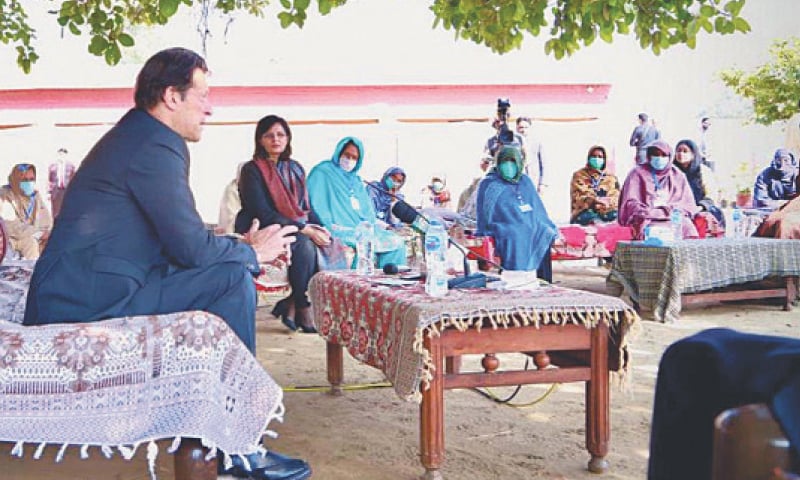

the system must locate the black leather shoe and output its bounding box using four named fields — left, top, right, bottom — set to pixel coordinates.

left=218, top=450, right=311, bottom=480
left=295, top=307, right=317, bottom=334
left=271, top=299, right=298, bottom=332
